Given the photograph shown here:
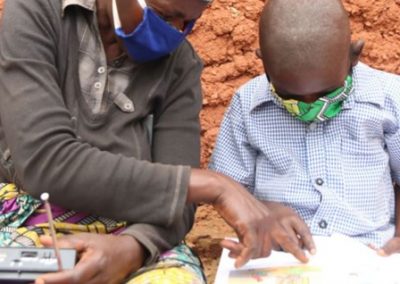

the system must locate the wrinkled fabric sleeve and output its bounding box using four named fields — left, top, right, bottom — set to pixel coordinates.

left=122, top=202, right=195, bottom=265
left=209, top=93, right=257, bottom=193
left=384, top=75, right=400, bottom=185
left=0, top=0, right=187, bottom=226
left=122, top=41, right=203, bottom=264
